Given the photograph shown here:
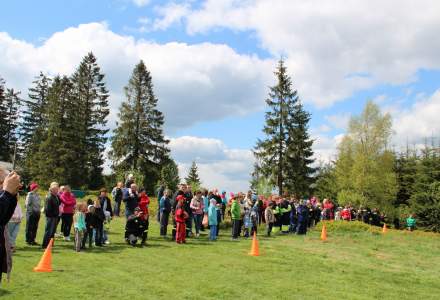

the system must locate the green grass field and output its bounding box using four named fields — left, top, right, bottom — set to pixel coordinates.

left=1, top=199, right=440, bottom=299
